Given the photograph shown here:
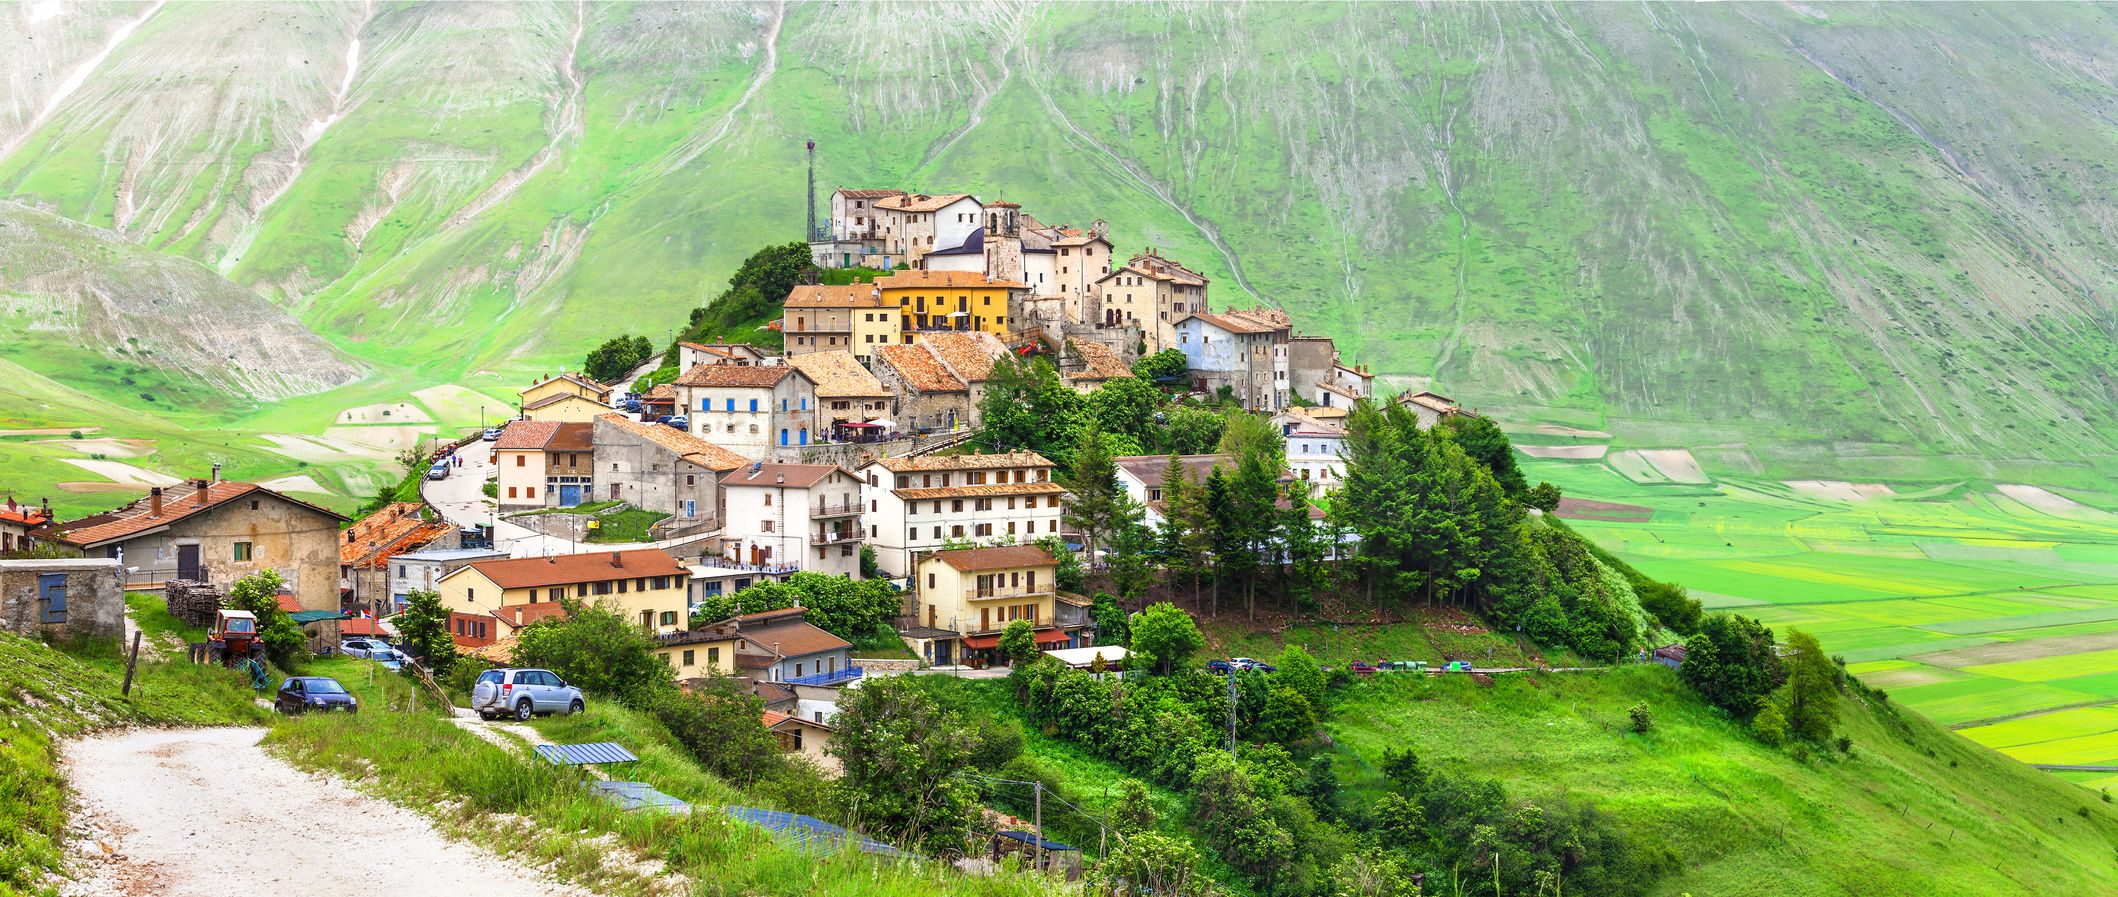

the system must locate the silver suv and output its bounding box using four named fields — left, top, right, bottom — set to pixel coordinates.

left=471, top=668, right=585, bottom=721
